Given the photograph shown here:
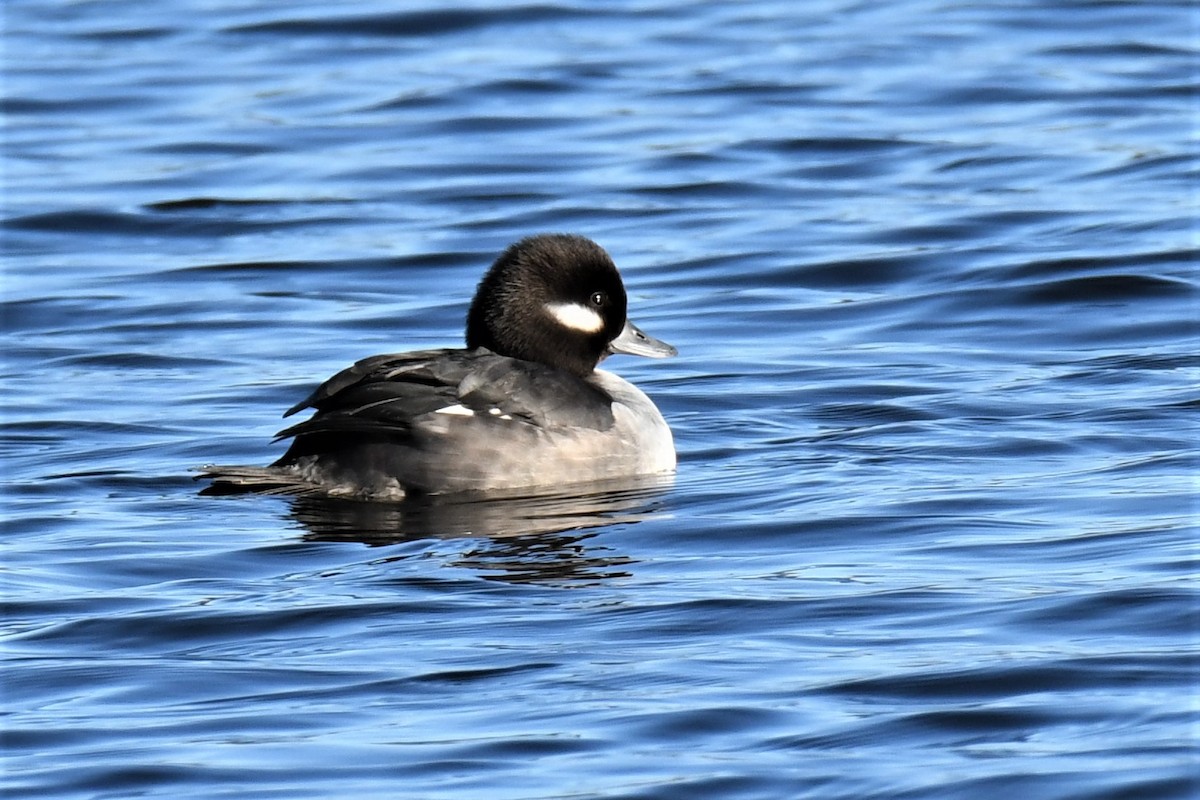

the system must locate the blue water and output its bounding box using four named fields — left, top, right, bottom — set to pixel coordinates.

left=4, top=1, right=1198, bottom=798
